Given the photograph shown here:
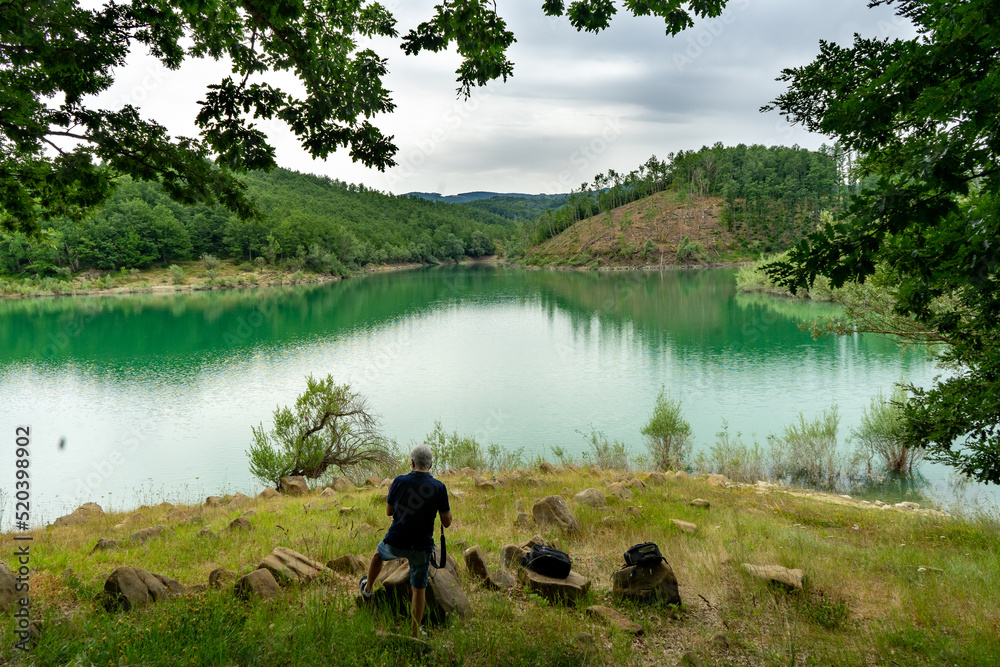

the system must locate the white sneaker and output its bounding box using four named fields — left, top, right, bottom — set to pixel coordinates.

left=359, top=576, right=373, bottom=599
